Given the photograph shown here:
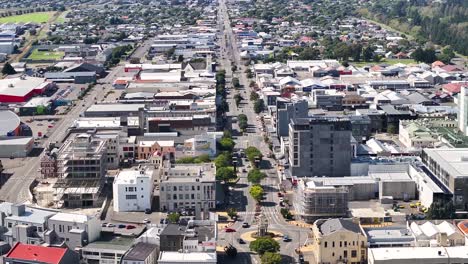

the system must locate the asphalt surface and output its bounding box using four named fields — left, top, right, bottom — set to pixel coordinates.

left=216, top=1, right=310, bottom=263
